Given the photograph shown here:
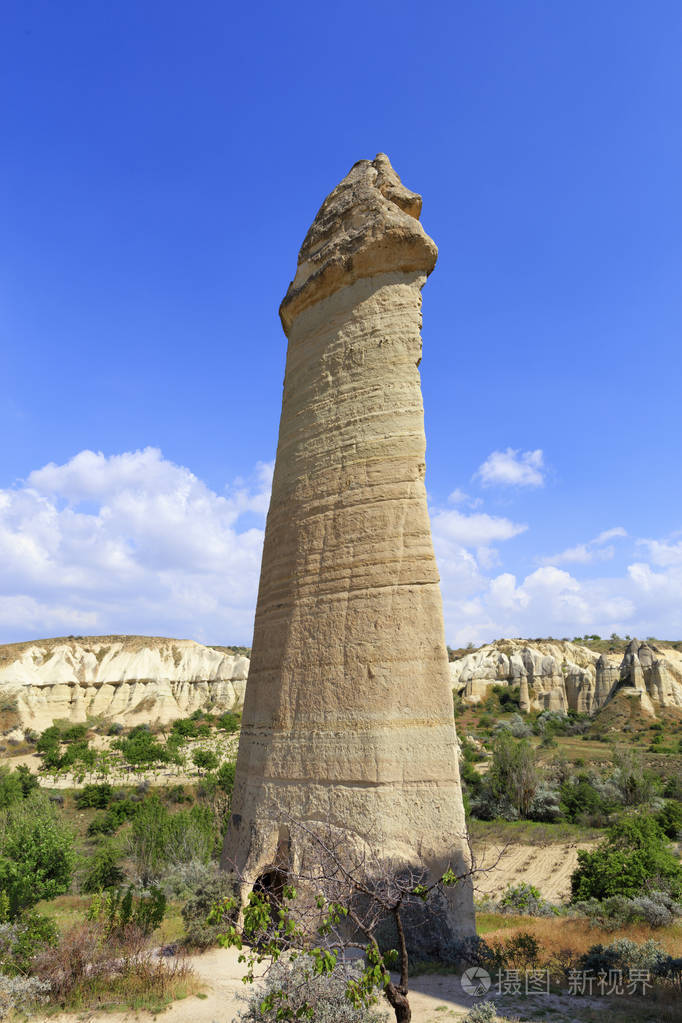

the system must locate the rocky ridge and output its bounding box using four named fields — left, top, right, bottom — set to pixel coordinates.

left=0, top=635, right=249, bottom=731
left=449, top=638, right=682, bottom=717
